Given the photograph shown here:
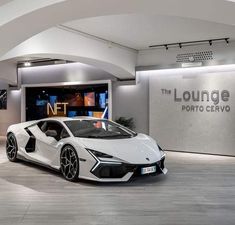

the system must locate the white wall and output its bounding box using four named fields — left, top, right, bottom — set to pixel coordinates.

left=19, top=62, right=115, bottom=84
left=147, top=66, right=235, bottom=156
left=112, top=74, right=149, bottom=134
left=0, top=61, right=18, bottom=85
left=0, top=81, right=21, bottom=136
